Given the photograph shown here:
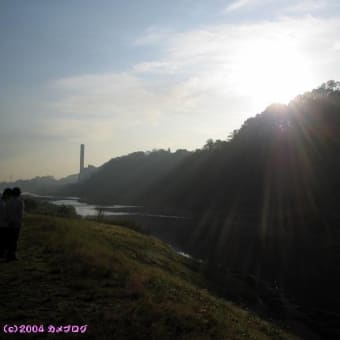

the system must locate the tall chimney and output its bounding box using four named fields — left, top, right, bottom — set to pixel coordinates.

left=79, top=144, right=85, bottom=181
